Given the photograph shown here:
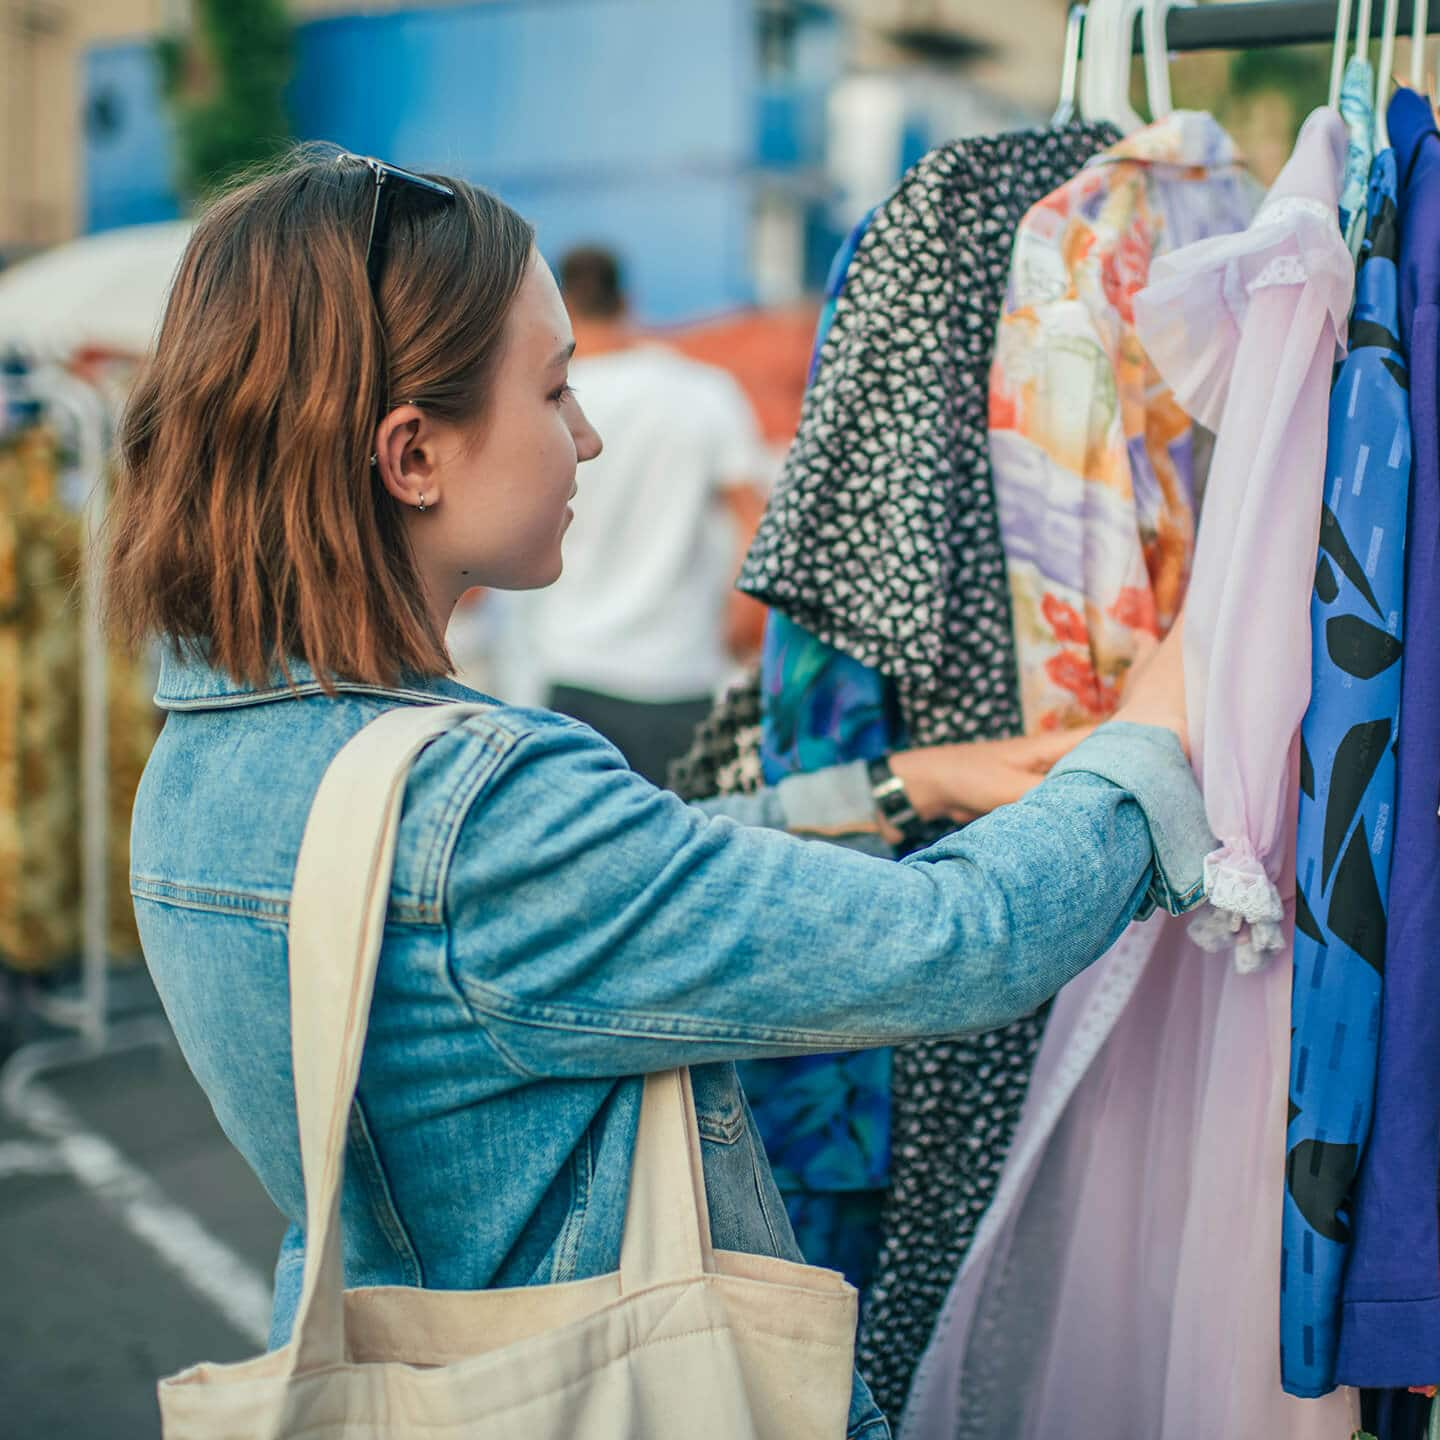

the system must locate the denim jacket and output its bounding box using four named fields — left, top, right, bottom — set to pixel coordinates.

left=132, top=650, right=1213, bottom=1438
